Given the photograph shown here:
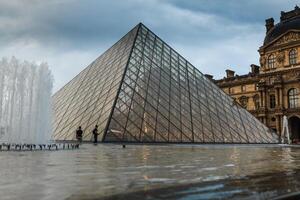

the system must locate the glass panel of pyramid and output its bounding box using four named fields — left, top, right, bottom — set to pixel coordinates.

left=53, top=23, right=279, bottom=143
left=52, top=24, right=139, bottom=141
